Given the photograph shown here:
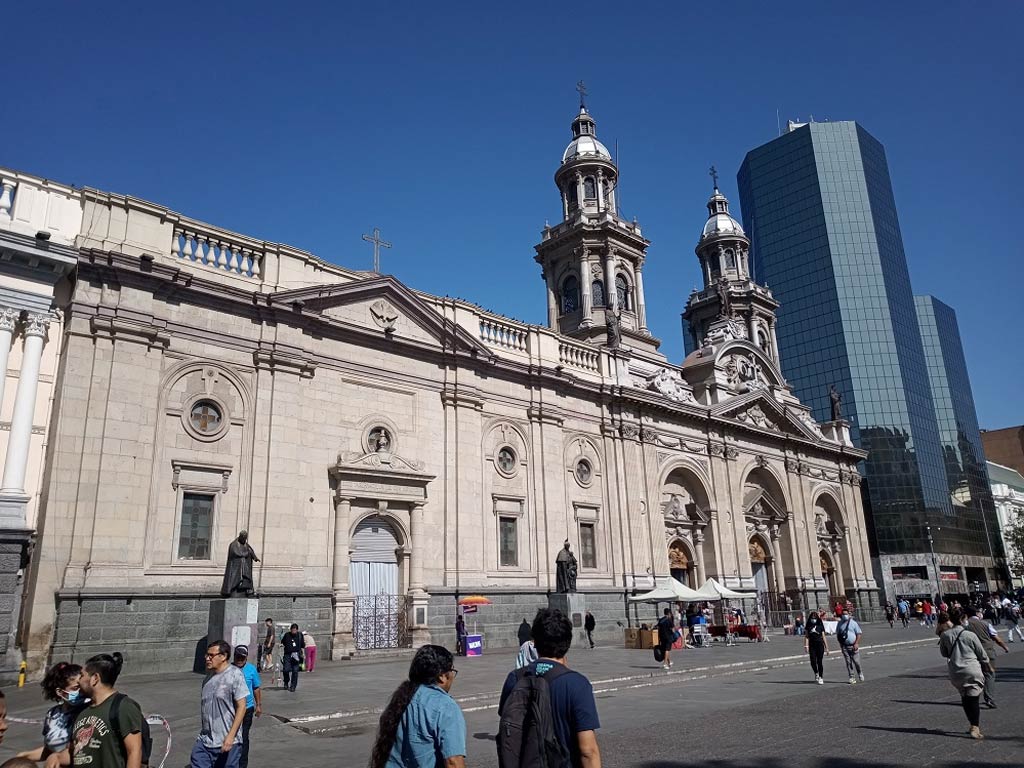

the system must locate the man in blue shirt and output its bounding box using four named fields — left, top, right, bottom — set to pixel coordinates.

left=499, top=608, right=601, bottom=768
left=232, top=645, right=262, bottom=768
left=836, top=610, right=864, bottom=684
